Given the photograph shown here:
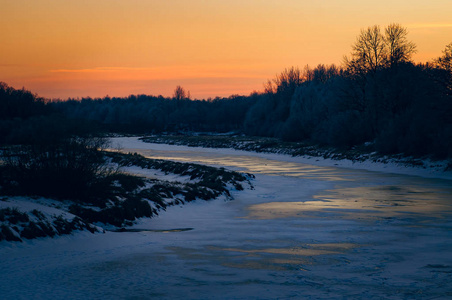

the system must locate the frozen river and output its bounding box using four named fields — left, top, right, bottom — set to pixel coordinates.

left=1, top=137, right=452, bottom=299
